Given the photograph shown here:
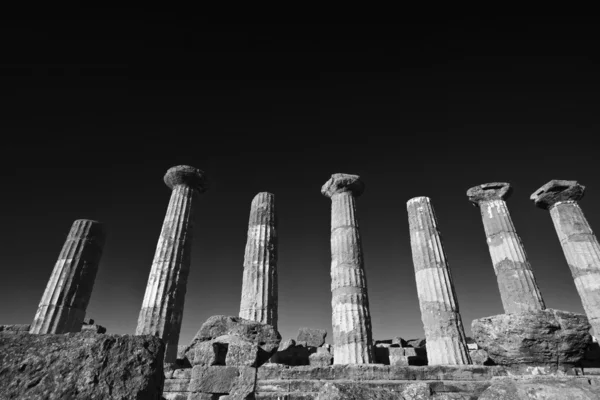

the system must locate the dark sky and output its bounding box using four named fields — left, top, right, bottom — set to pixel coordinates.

left=1, top=16, right=599, bottom=346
